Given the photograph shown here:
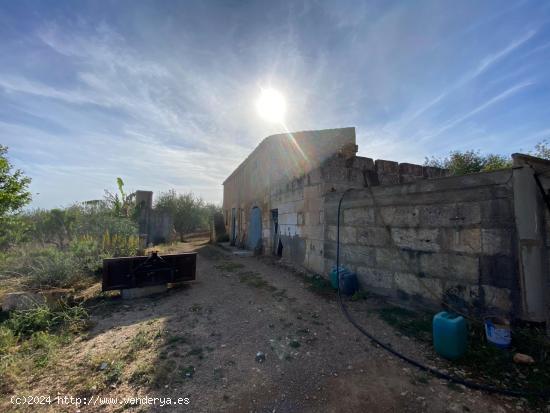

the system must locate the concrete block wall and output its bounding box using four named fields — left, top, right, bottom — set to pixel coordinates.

left=323, top=169, right=518, bottom=317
